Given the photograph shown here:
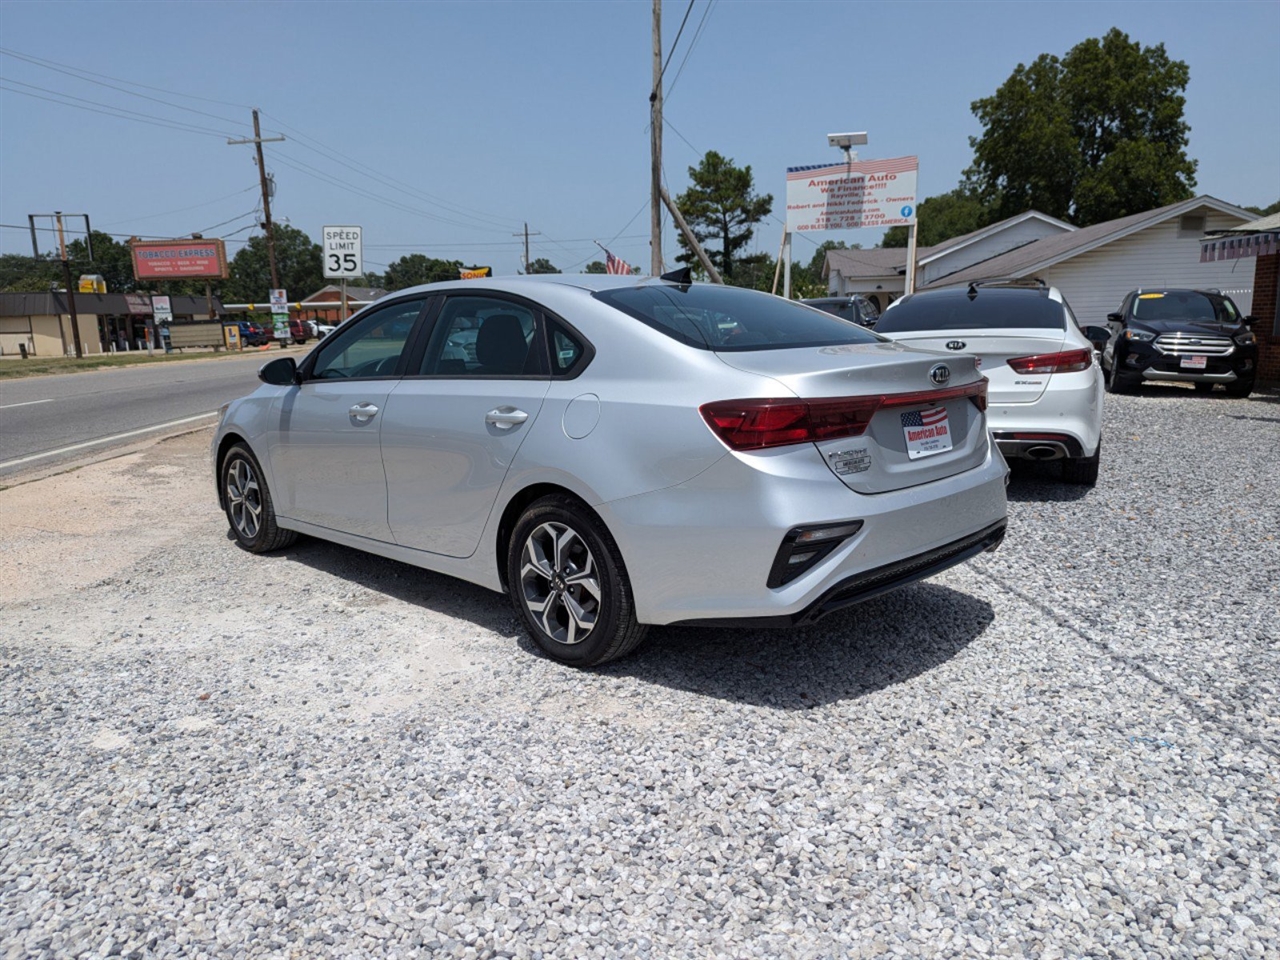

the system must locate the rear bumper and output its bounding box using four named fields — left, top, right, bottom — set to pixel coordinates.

left=669, top=519, right=1006, bottom=628
left=985, top=370, right=1102, bottom=459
